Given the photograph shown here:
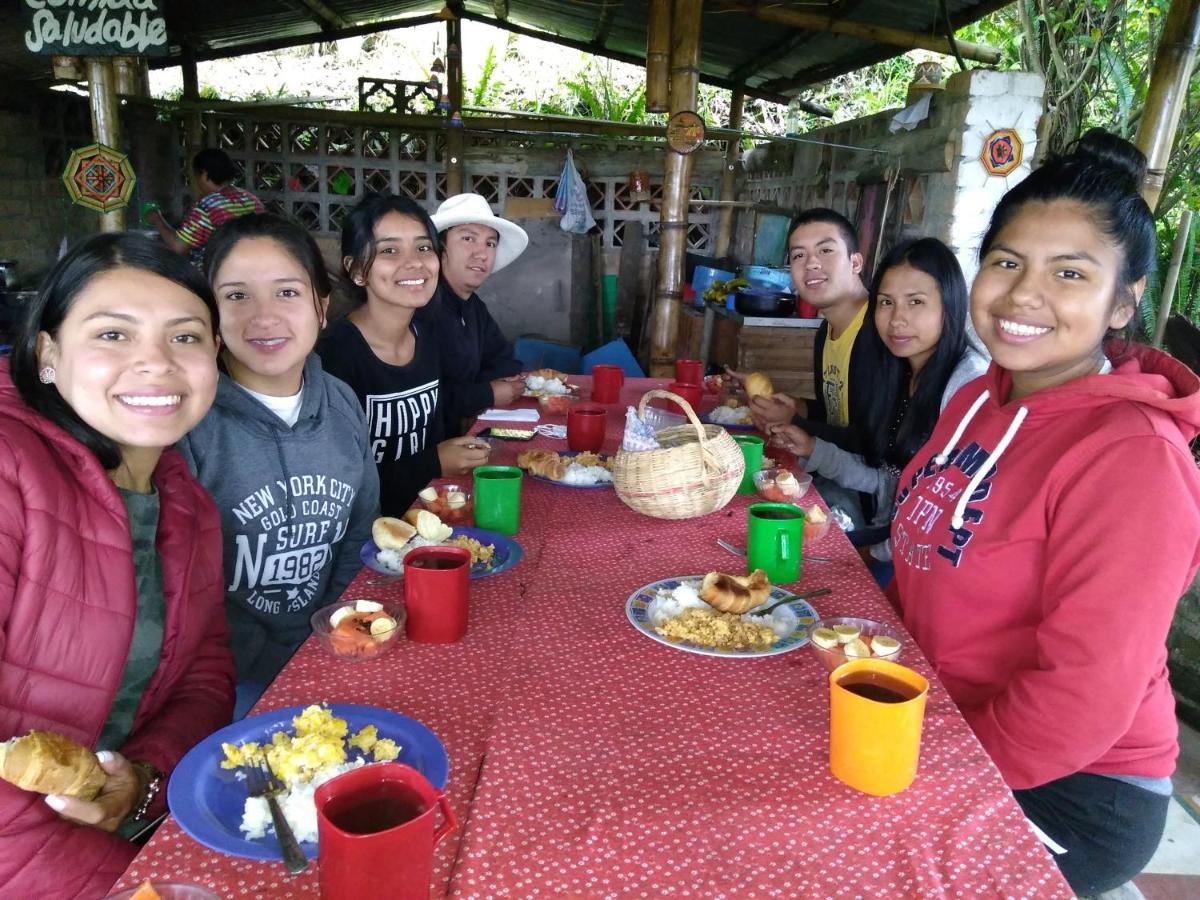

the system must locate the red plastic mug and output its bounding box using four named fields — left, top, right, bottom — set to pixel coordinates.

left=315, top=762, right=457, bottom=900
left=591, top=364, right=625, bottom=403
left=403, top=546, right=470, bottom=643
left=668, top=381, right=703, bottom=413
left=675, top=359, right=703, bottom=385
left=567, top=404, right=607, bottom=452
